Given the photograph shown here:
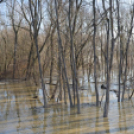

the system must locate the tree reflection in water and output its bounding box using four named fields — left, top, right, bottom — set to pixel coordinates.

left=0, top=80, right=134, bottom=134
